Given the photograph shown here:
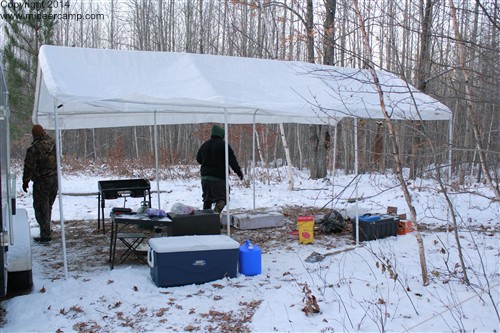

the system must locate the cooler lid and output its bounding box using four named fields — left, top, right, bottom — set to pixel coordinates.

left=358, top=214, right=397, bottom=223
left=149, top=235, right=239, bottom=253
left=359, top=214, right=381, bottom=222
